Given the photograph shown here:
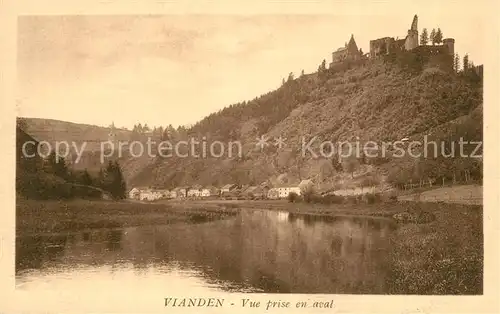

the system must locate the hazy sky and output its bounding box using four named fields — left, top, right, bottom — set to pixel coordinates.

left=17, top=11, right=485, bottom=129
